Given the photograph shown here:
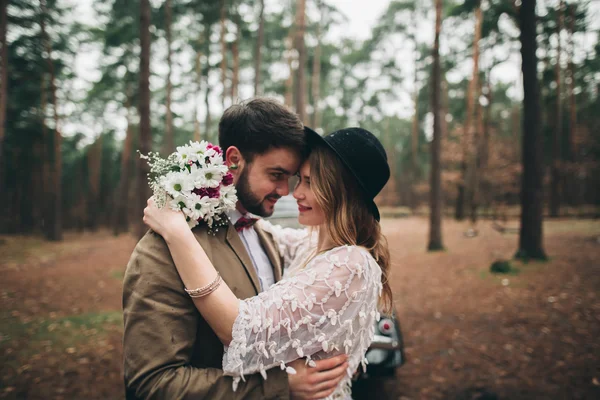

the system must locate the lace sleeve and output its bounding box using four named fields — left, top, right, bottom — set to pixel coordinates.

left=257, top=220, right=312, bottom=269
left=222, top=246, right=382, bottom=389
